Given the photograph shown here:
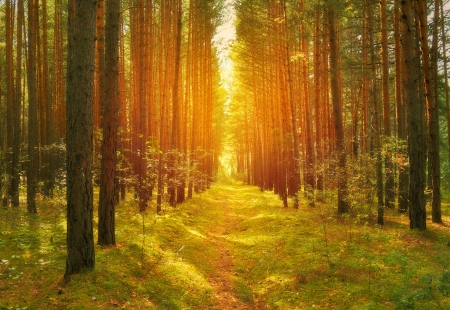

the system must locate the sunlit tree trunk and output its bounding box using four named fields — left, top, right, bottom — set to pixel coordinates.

left=169, top=0, right=183, bottom=207
left=314, top=8, right=324, bottom=195
left=328, top=6, right=348, bottom=213
left=417, top=0, right=441, bottom=223
left=299, top=0, right=312, bottom=207
left=440, top=0, right=450, bottom=164
left=11, top=0, right=23, bottom=208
